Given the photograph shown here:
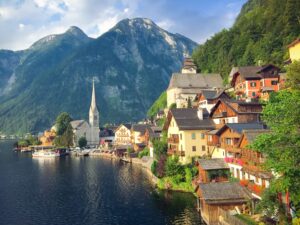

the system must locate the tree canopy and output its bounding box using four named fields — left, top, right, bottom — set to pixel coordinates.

left=54, top=112, right=73, bottom=147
